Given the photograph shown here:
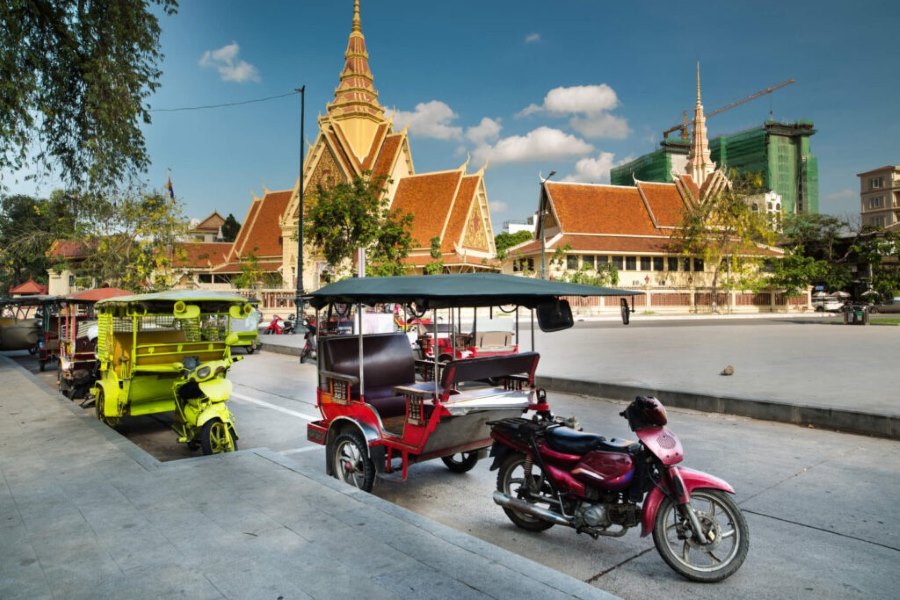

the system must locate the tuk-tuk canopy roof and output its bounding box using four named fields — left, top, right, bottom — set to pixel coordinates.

left=305, top=273, right=640, bottom=310
left=95, top=290, right=249, bottom=309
